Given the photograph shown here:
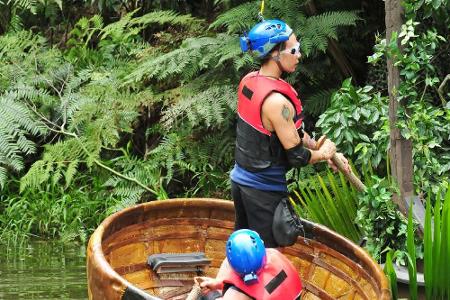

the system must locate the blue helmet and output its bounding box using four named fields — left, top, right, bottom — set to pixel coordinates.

left=226, top=229, right=267, bottom=284
left=240, top=19, right=293, bottom=58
